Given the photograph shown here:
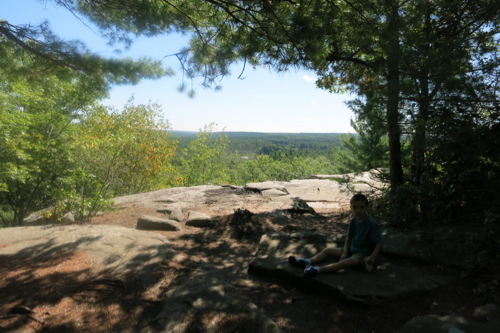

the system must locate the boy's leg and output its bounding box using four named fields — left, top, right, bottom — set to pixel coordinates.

left=304, top=256, right=360, bottom=278
left=289, top=247, right=342, bottom=268
left=310, top=247, right=342, bottom=264
left=315, top=256, right=360, bottom=274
